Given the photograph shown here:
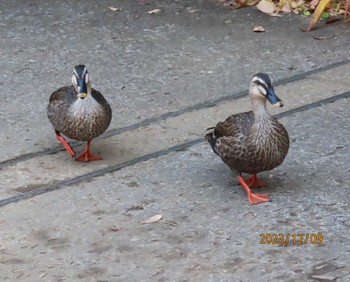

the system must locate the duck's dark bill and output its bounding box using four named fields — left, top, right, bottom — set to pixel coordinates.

left=266, top=87, right=283, bottom=107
